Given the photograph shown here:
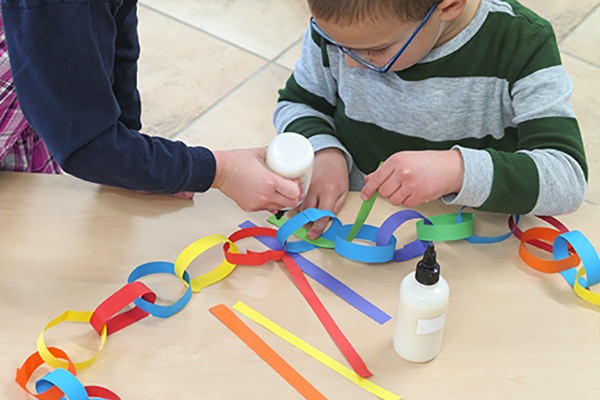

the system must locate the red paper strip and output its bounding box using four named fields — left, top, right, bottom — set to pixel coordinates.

left=210, top=304, right=327, bottom=400
left=90, top=281, right=157, bottom=335
left=225, top=227, right=285, bottom=265
left=281, top=253, right=372, bottom=378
